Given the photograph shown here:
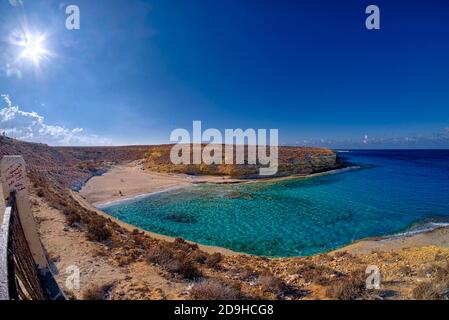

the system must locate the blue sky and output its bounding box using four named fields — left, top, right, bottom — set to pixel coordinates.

left=1, top=0, right=449, bottom=147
